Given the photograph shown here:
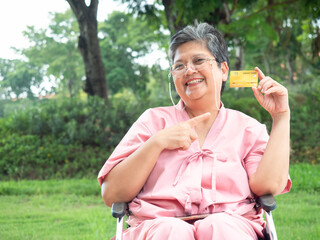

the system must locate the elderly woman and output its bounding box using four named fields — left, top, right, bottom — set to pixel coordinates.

left=98, top=22, right=291, bottom=240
